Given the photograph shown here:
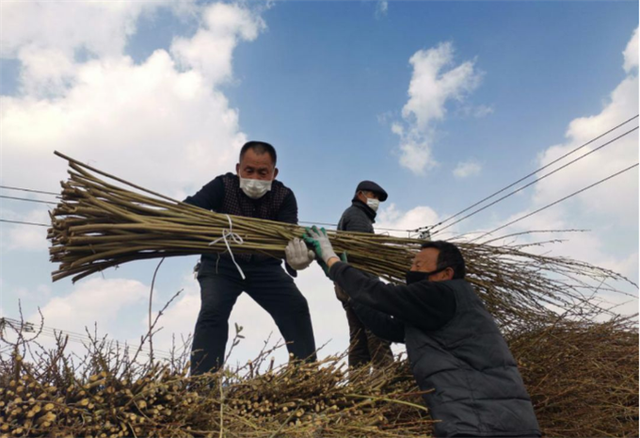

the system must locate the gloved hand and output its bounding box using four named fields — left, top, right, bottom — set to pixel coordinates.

left=303, top=226, right=338, bottom=264
left=284, top=238, right=315, bottom=271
